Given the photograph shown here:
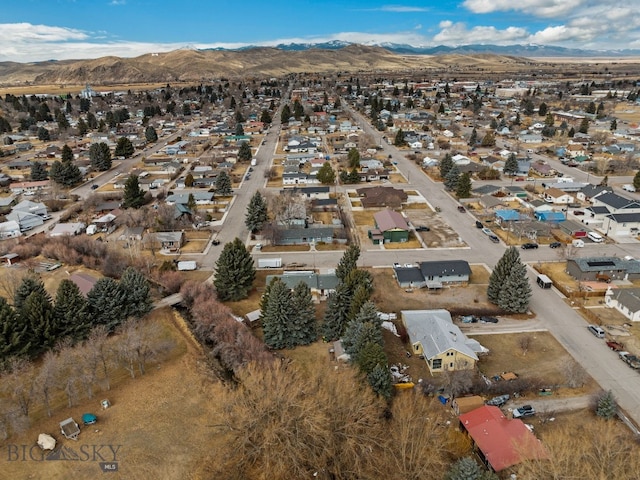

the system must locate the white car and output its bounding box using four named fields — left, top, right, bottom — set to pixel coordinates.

left=623, top=184, right=636, bottom=192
